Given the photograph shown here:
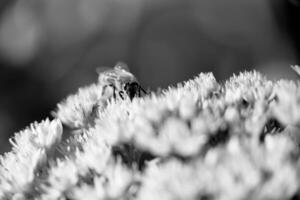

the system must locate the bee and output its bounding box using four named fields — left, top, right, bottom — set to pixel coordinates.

left=97, top=62, right=147, bottom=100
